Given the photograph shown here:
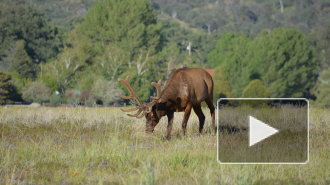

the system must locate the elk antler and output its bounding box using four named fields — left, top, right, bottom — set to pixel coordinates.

left=118, top=76, right=145, bottom=118
left=118, top=76, right=162, bottom=116
left=118, top=76, right=143, bottom=105
left=145, top=79, right=162, bottom=113
left=150, top=79, right=162, bottom=100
